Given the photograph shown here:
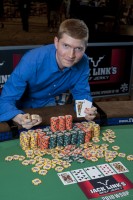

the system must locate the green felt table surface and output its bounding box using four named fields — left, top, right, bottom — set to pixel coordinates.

left=0, top=125, right=133, bottom=200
